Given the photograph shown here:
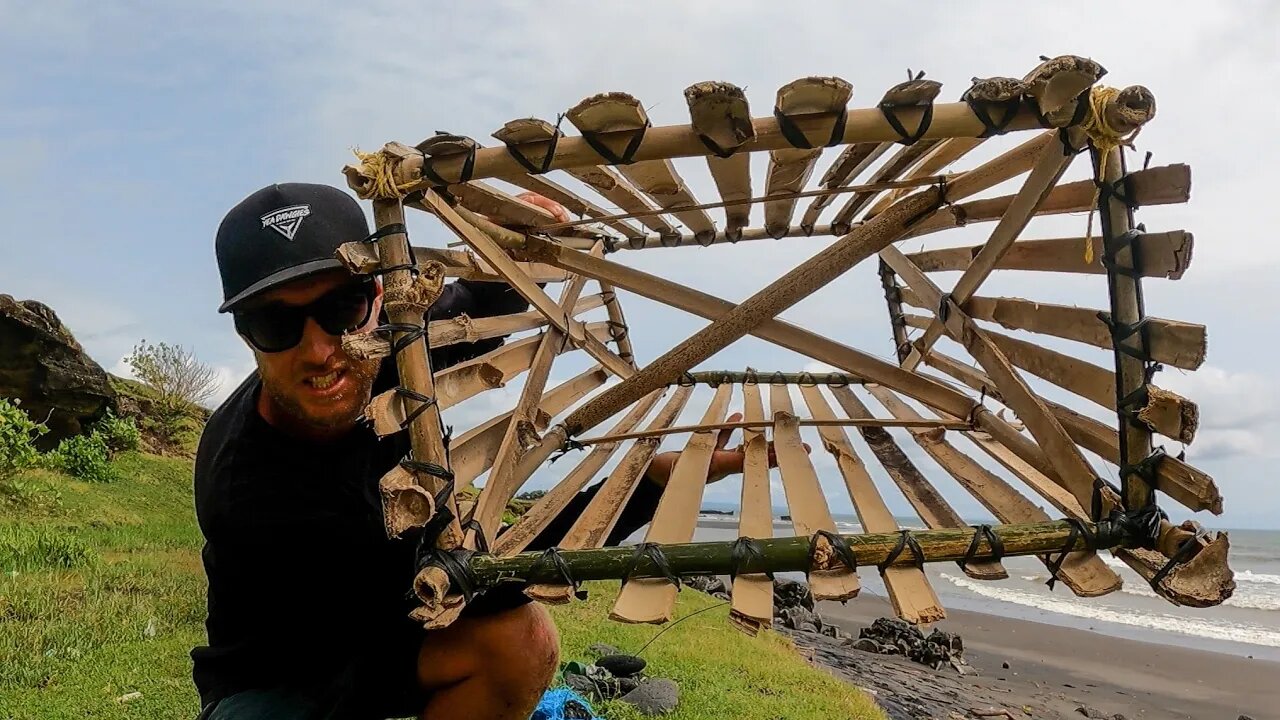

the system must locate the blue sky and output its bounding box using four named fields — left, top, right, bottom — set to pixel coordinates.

left=2, top=1, right=1277, bottom=528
